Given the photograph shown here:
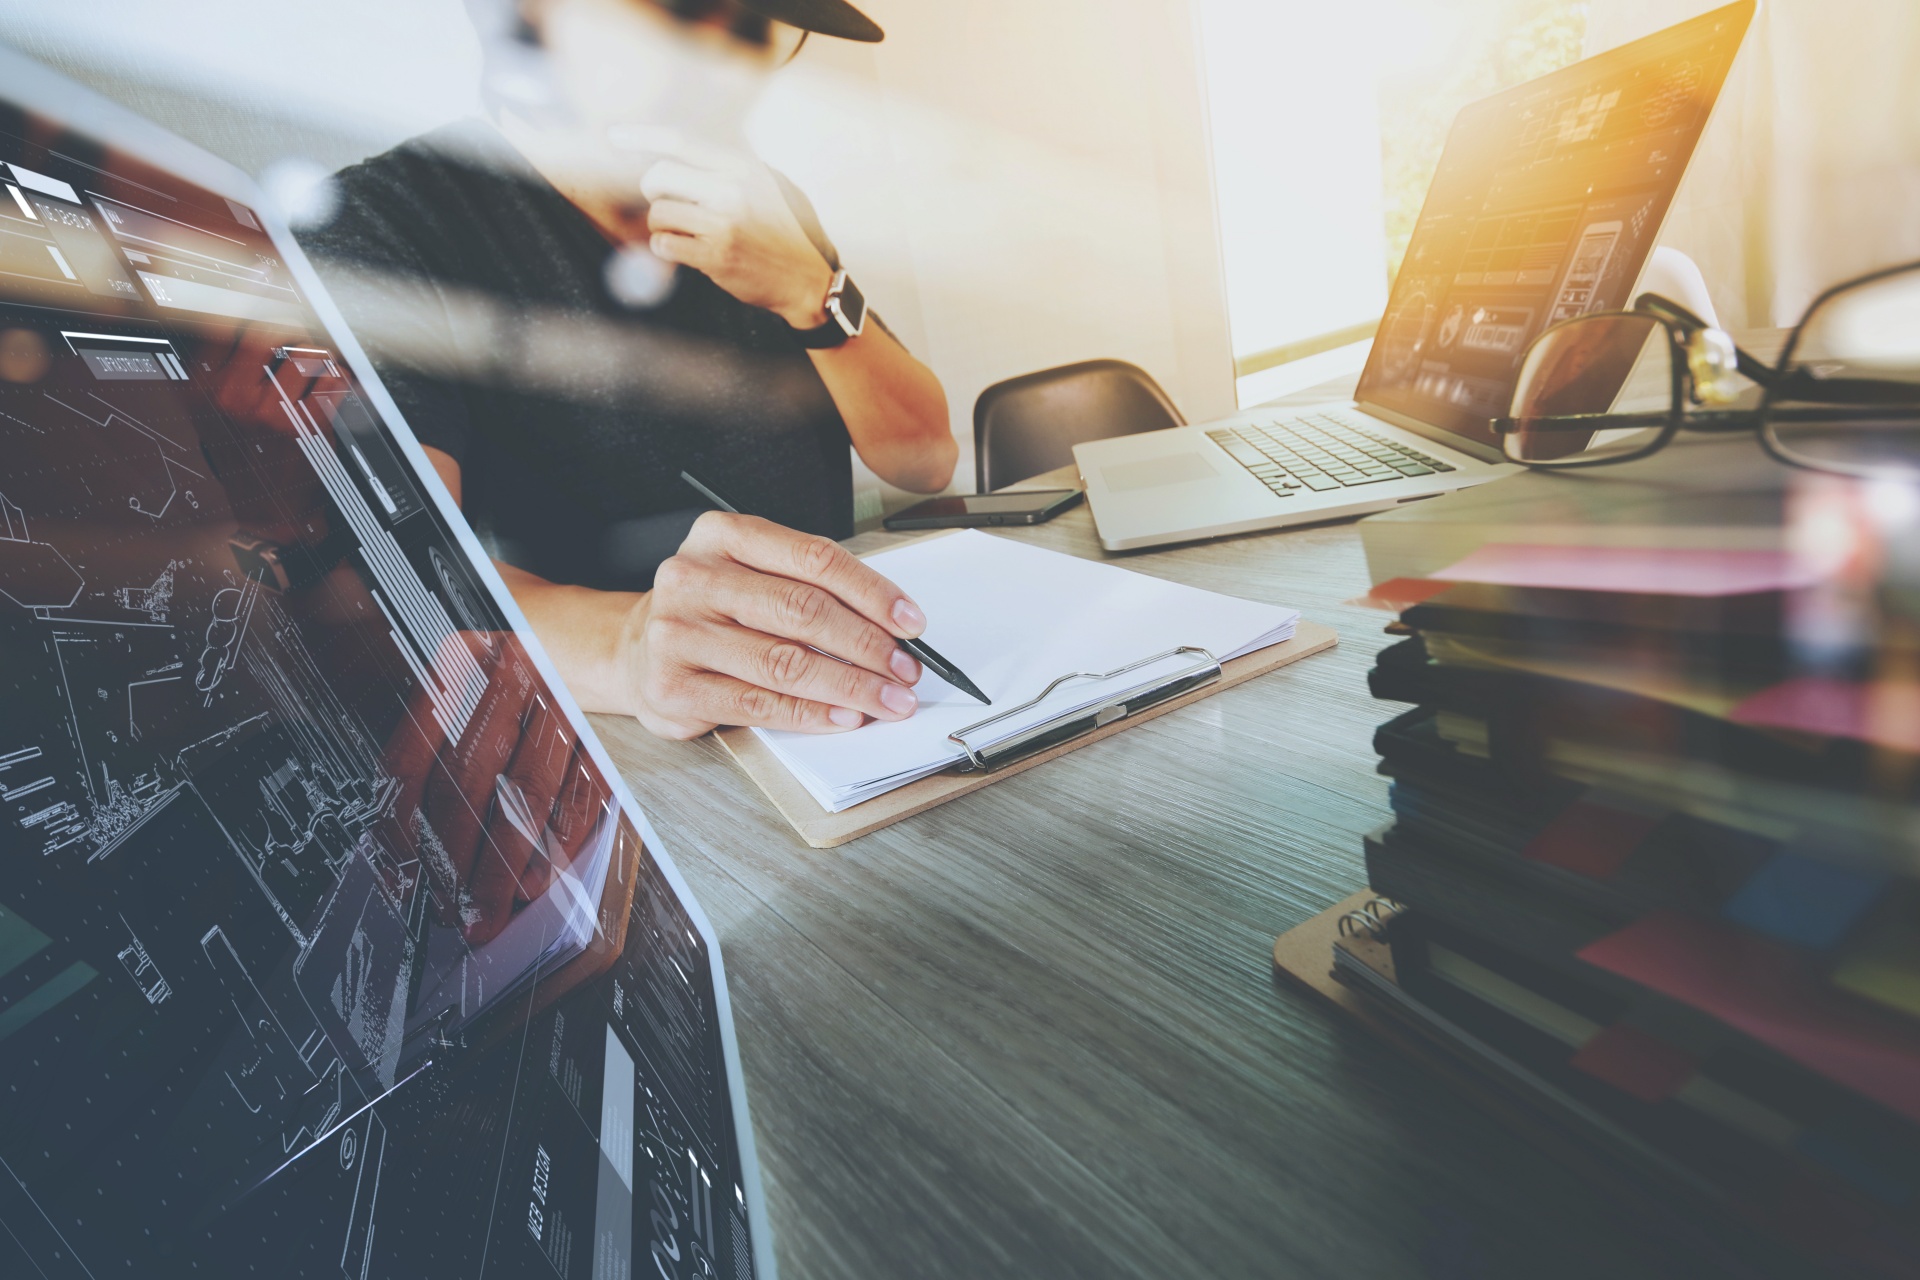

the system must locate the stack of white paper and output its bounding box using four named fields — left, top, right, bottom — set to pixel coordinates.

left=755, top=531, right=1299, bottom=811
left=407, top=801, right=620, bottom=1037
